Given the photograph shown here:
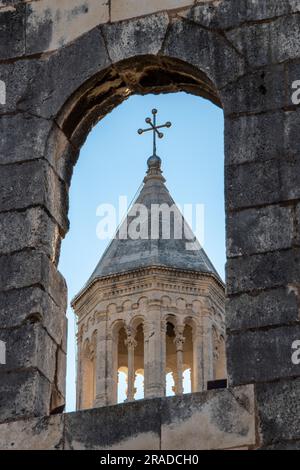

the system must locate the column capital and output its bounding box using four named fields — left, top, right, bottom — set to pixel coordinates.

left=174, top=325, right=185, bottom=352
